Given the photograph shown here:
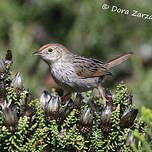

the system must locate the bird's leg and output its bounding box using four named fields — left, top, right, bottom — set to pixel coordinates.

left=61, top=92, right=72, bottom=104
left=98, top=85, right=107, bottom=107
